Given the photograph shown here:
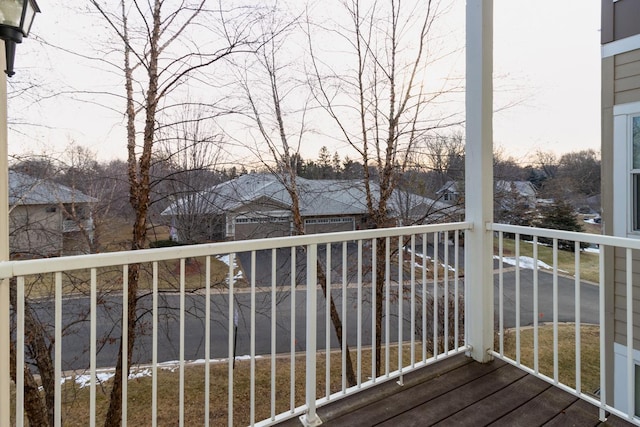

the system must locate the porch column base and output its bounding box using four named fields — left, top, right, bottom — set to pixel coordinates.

left=299, top=414, right=323, bottom=426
